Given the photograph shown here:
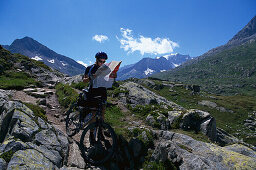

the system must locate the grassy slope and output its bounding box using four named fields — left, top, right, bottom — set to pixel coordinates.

left=154, top=41, right=256, bottom=96
left=140, top=79, right=256, bottom=145
left=0, top=48, right=51, bottom=89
